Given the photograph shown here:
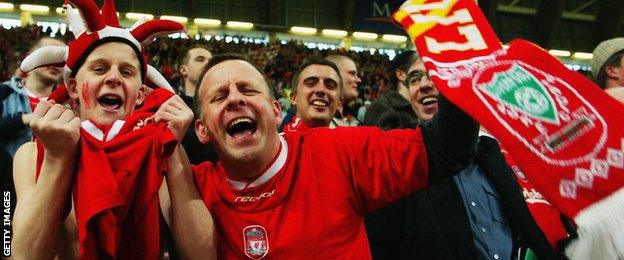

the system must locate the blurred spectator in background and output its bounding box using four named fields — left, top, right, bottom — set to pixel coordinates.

left=357, top=100, right=371, bottom=123
left=363, top=50, right=422, bottom=130
left=176, top=44, right=212, bottom=109
left=592, top=37, right=624, bottom=90
left=174, top=44, right=218, bottom=165
left=325, top=54, right=362, bottom=127
left=1, top=37, right=65, bottom=157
